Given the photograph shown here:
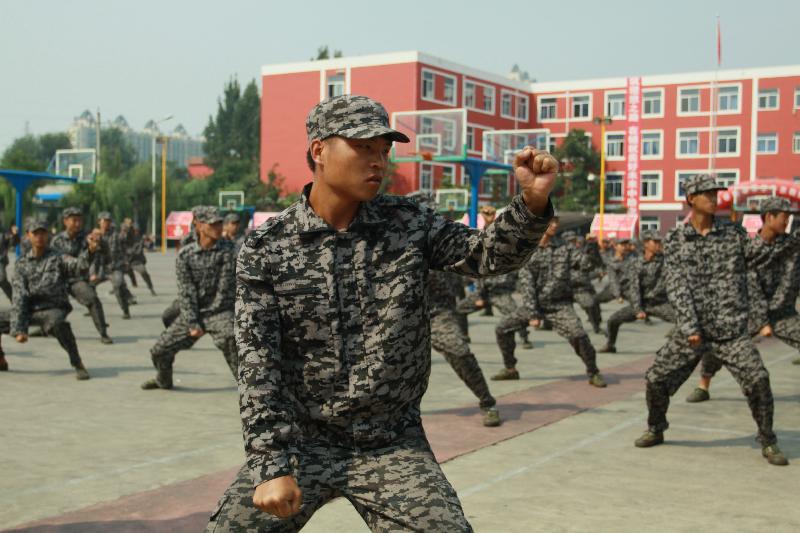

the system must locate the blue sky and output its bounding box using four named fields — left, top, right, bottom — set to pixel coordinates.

left=1, top=0, right=798, bottom=153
